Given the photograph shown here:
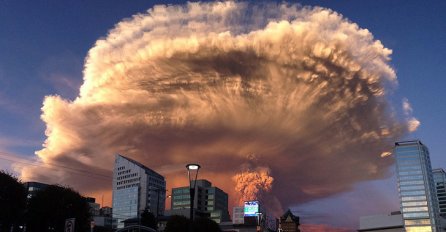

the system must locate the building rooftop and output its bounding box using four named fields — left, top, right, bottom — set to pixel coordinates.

left=280, top=209, right=299, bottom=223
left=394, top=139, right=423, bottom=146
left=116, top=154, right=164, bottom=179
left=358, top=213, right=403, bottom=231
